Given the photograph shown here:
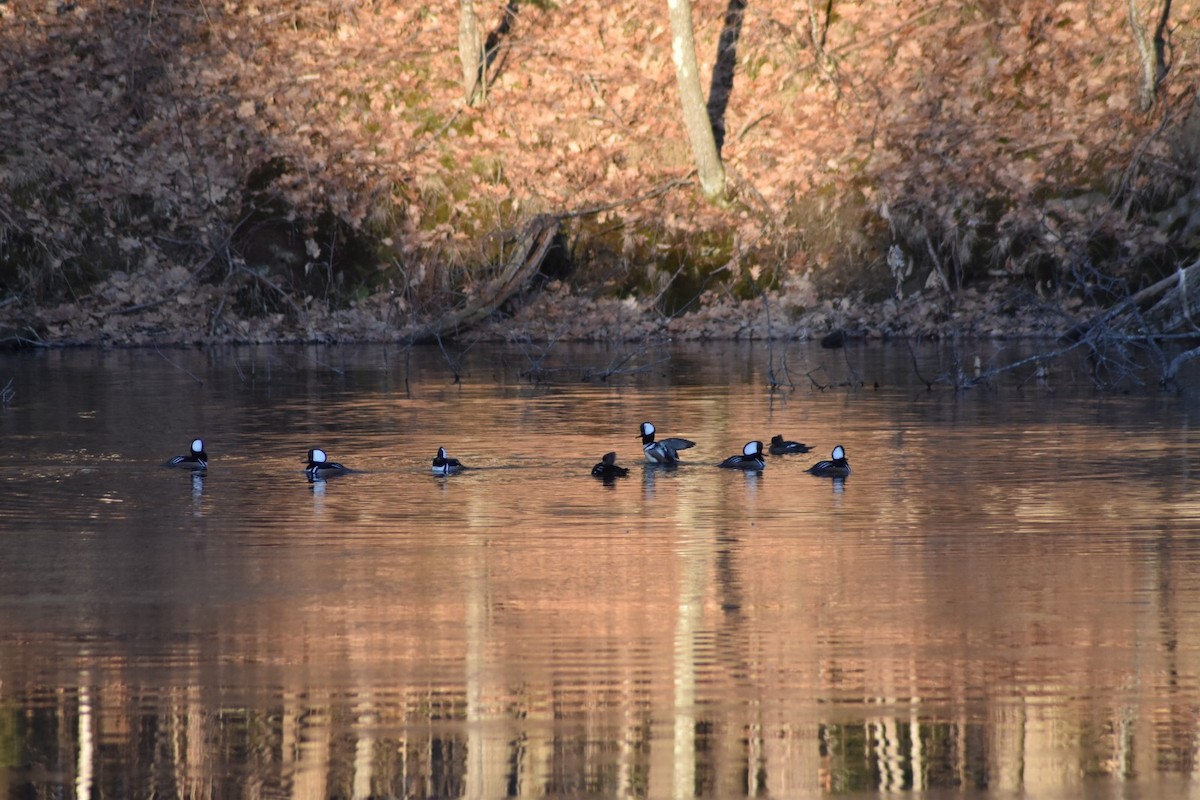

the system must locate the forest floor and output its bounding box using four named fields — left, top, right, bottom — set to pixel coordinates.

left=1, top=0, right=1196, bottom=348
